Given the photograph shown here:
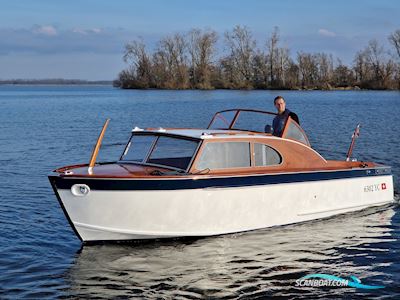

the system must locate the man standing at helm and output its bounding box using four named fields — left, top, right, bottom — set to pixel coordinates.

left=272, top=96, right=300, bottom=137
